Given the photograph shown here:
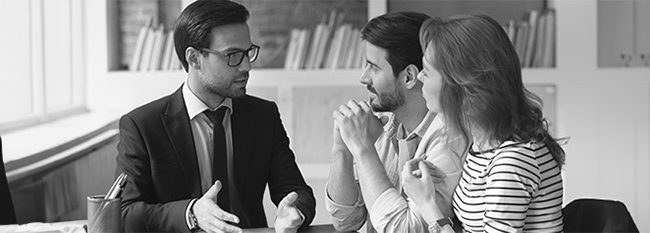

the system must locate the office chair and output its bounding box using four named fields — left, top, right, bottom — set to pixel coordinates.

left=0, top=136, right=18, bottom=224
left=563, top=198, right=639, bottom=232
